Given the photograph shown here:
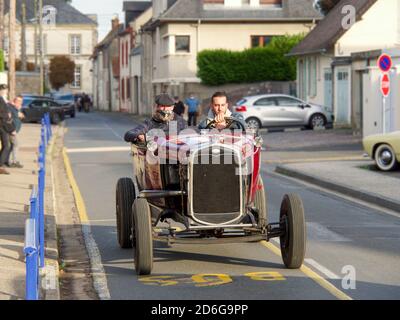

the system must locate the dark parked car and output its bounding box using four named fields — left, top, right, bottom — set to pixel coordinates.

left=21, top=96, right=65, bottom=124
left=52, top=93, right=76, bottom=118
